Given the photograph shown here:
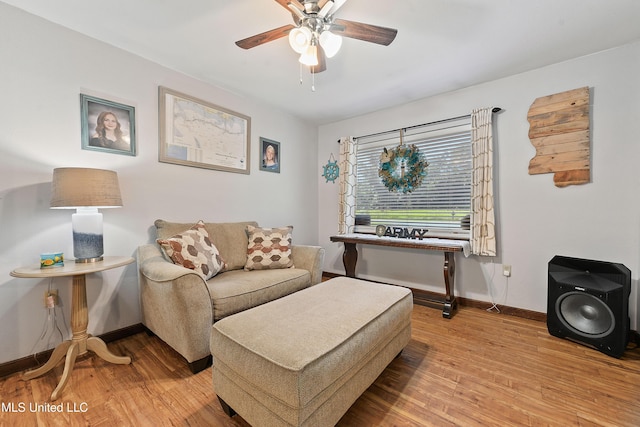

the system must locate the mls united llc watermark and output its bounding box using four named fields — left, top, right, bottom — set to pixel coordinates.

left=1, top=401, right=88, bottom=413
